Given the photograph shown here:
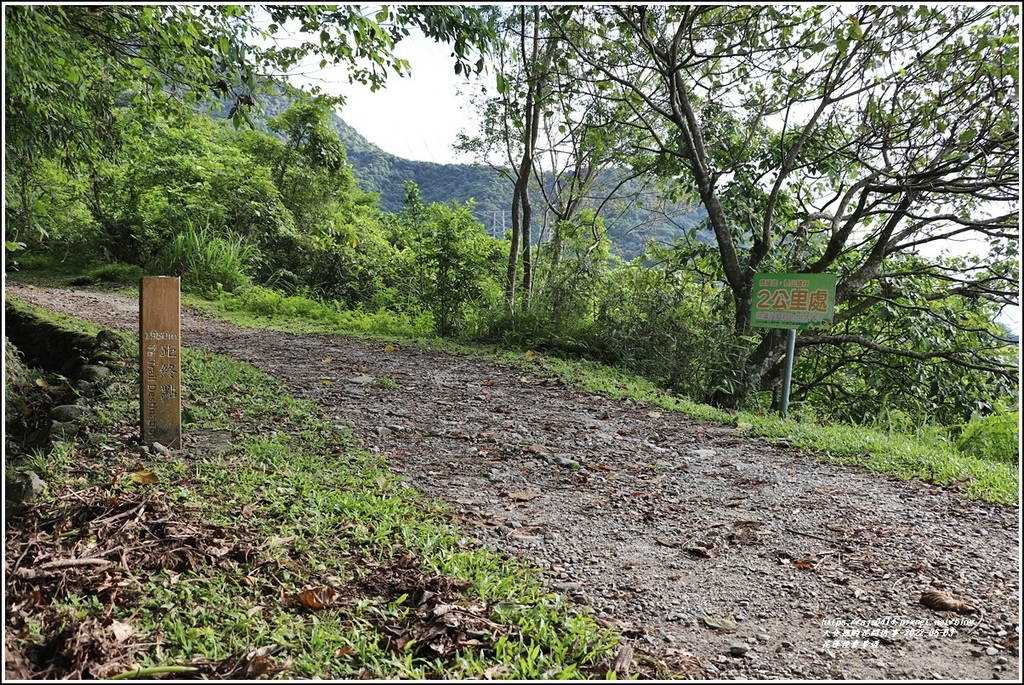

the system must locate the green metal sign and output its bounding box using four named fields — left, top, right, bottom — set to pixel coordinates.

left=750, top=273, right=837, bottom=330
